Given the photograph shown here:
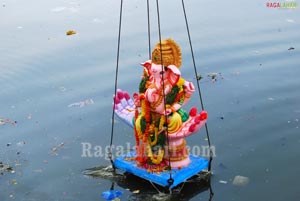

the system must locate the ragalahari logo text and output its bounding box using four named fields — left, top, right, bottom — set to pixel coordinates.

left=266, top=1, right=297, bottom=8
